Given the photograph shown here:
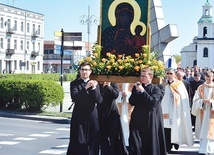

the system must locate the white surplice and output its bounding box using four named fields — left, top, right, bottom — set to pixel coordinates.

left=192, top=82, right=214, bottom=154
left=161, top=80, right=194, bottom=146
left=116, top=83, right=132, bottom=146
